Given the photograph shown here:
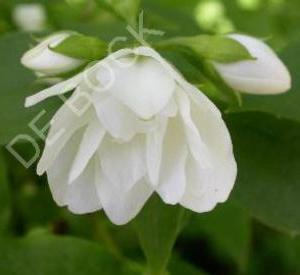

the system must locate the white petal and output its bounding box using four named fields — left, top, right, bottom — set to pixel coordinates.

left=181, top=154, right=236, bottom=213
left=175, top=89, right=211, bottom=169
left=37, top=92, right=93, bottom=175
left=99, top=135, right=146, bottom=191
left=47, top=130, right=102, bottom=213
left=180, top=156, right=216, bottom=212
left=92, top=94, right=155, bottom=141
left=213, top=34, right=291, bottom=94
left=107, top=55, right=176, bottom=119
left=157, top=118, right=188, bottom=205
left=146, top=117, right=168, bottom=186
left=25, top=72, right=83, bottom=107
left=21, top=32, right=83, bottom=76
left=69, top=119, right=105, bottom=183
left=24, top=48, right=136, bottom=107
left=180, top=88, right=237, bottom=212
left=65, top=159, right=102, bottom=214
left=160, top=97, right=178, bottom=118
left=95, top=172, right=153, bottom=225
left=134, top=47, right=189, bottom=87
